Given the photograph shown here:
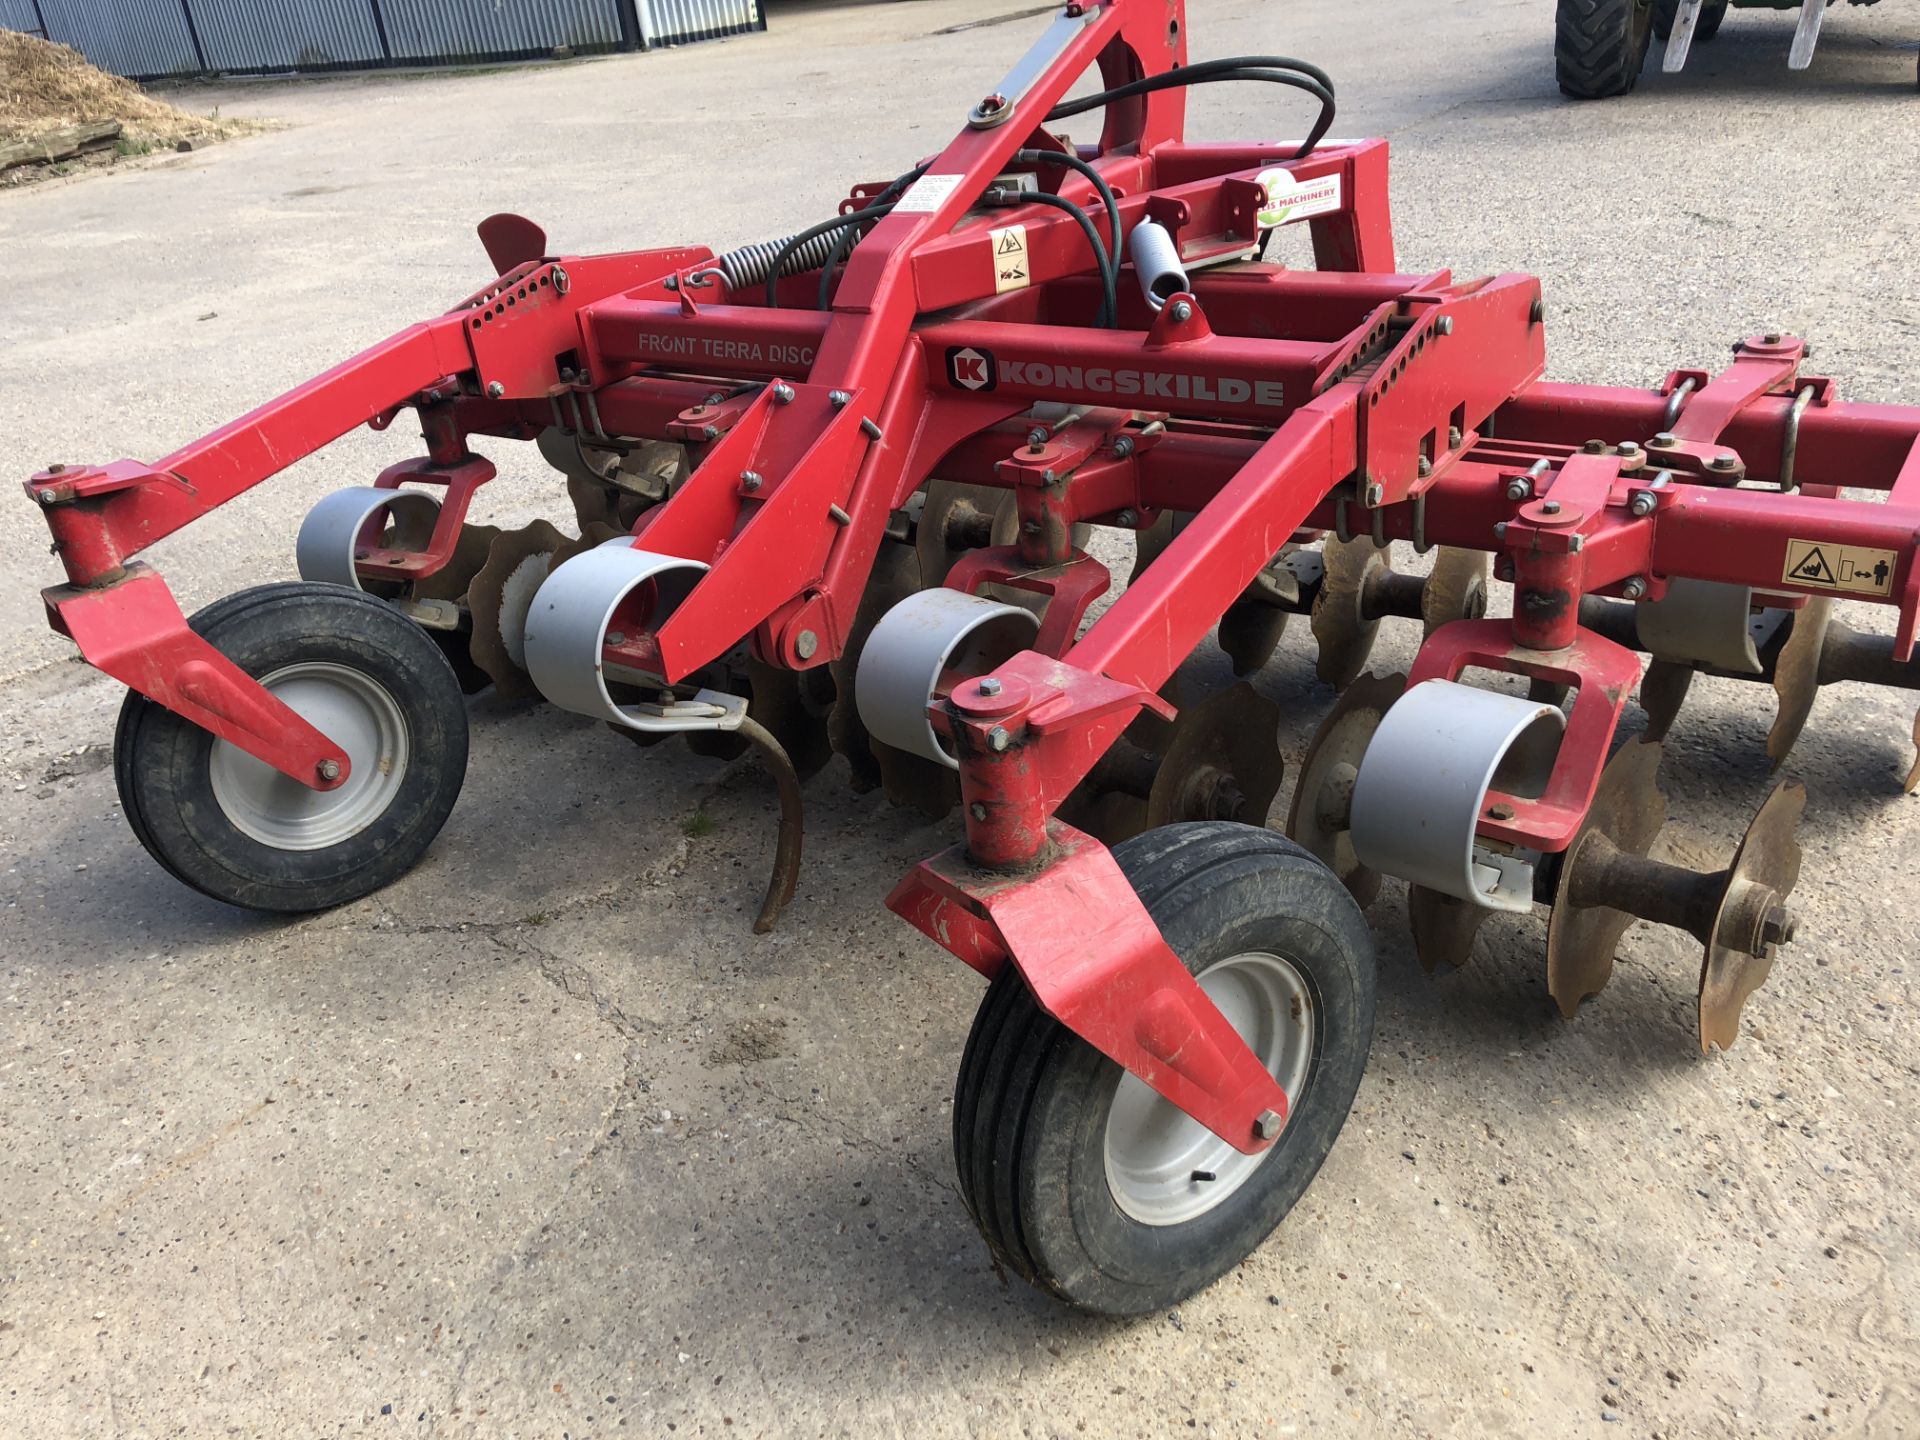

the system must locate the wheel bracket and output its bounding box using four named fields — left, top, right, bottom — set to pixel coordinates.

left=889, top=821, right=1290, bottom=1155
